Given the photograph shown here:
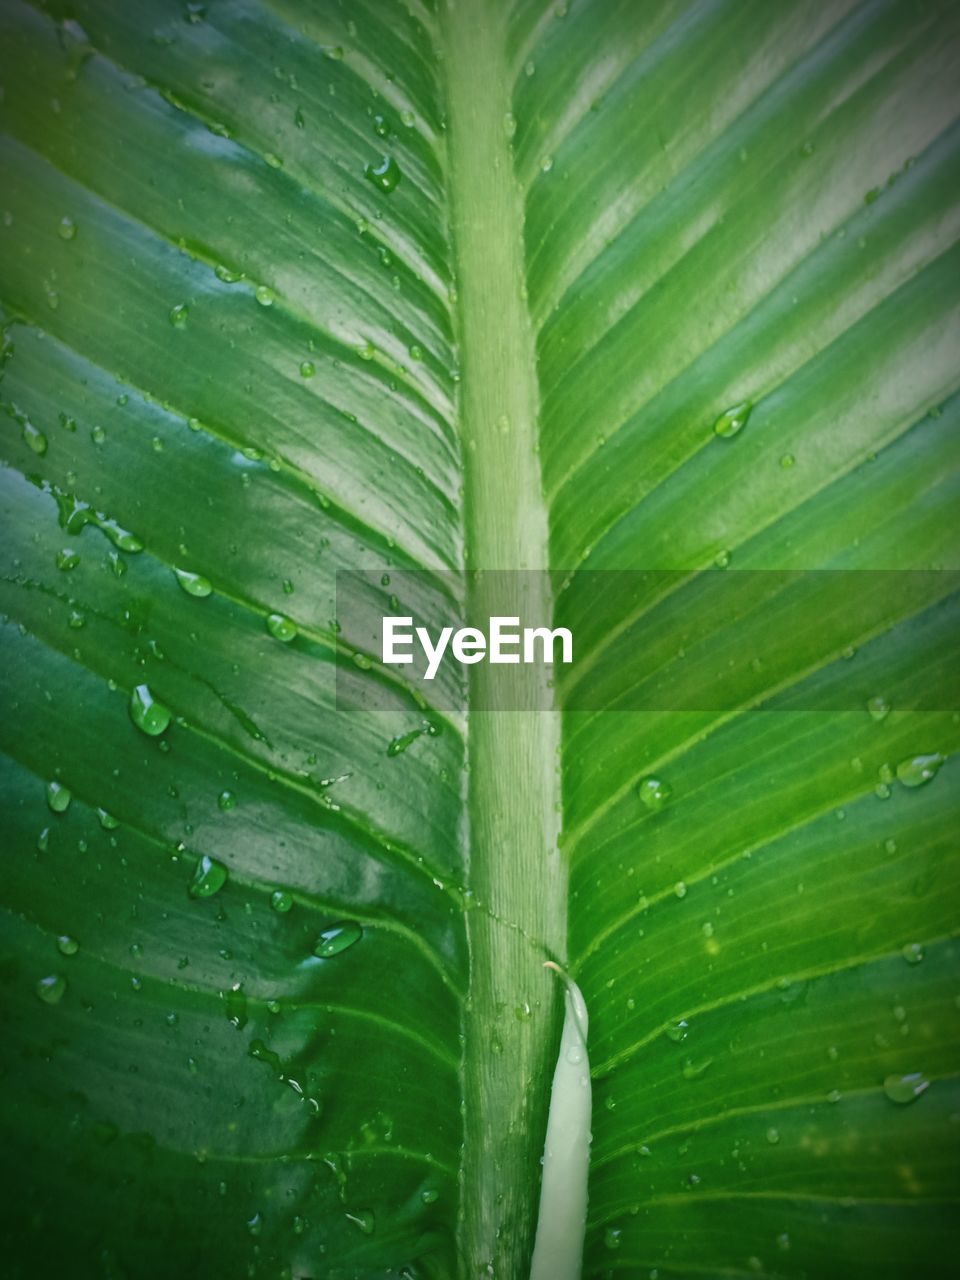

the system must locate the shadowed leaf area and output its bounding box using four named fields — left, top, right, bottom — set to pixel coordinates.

left=0, top=0, right=958, bottom=1277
